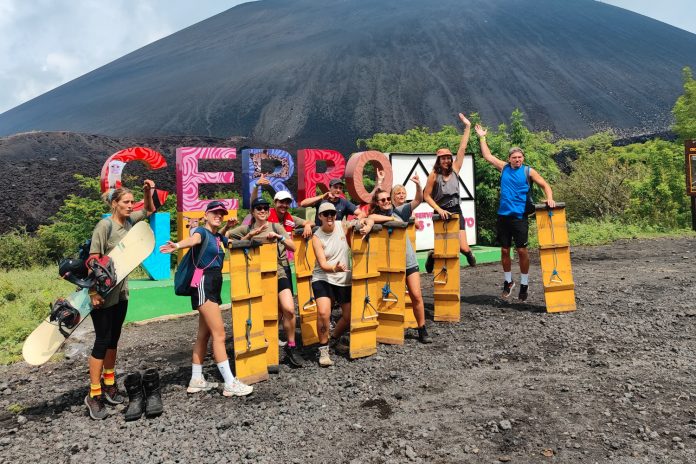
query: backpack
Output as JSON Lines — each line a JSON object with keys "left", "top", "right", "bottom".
{"left": 173, "top": 228, "right": 218, "bottom": 296}
{"left": 524, "top": 166, "right": 536, "bottom": 217}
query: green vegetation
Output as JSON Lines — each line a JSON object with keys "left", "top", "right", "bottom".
{"left": 672, "top": 67, "right": 696, "bottom": 142}
{"left": 0, "top": 267, "right": 74, "bottom": 364}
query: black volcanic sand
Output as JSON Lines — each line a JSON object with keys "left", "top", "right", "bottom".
{"left": 0, "top": 237, "right": 694, "bottom": 463}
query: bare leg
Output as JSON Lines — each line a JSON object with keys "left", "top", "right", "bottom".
{"left": 197, "top": 301, "right": 227, "bottom": 363}
{"left": 406, "top": 272, "right": 426, "bottom": 326}
{"left": 459, "top": 230, "right": 472, "bottom": 254}
{"left": 332, "top": 302, "right": 351, "bottom": 339}
{"left": 316, "top": 297, "right": 332, "bottom": 344}
{"left": 517, "top": 247, "right": 529, "bottom": 274}
{"left": 501, "top": 247, "right": 512, "bottom": 272}
{"left": 278, "top": 288, "right": 296, "bottom": 343}
{"left": 89, "top": 357, "right": 104, "bottom": 386}
{"left": 191, "top": 312, "right": 211, "bottom": 365}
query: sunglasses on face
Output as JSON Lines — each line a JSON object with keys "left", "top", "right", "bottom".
{"left": 377, "top": 197, "right": 391, "bottom": 203}
{"left": 276, "top": 199, "right": 292, "bottom": 205}
{"left": 320, "top": 211, "right": 337, "bottom": 218}
{"left": 255, "top": 206, "right": 270, "bottom": 212}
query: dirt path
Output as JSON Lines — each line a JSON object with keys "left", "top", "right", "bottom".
{"left": 0, "top": 237, "right": 694, "bottom": 463}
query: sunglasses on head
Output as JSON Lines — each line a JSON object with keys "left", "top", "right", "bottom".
{"left": 320, "top": 211, "right": 337, "bottom": 217}
{"left": 377, "top": 197, "right": 391, "bottom": 203}
{"left": 254, "top": 206, "right": 270, "bottom": 211}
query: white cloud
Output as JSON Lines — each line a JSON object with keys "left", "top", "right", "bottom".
{"left": 0, "top": 0, "right": 243, "bottom": 113}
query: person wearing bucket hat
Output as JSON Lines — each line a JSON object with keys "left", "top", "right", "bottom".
{"left": 311, "top": 202, "right": 374, "bottom": 367}
{"left": 160, "top": 200, "right": 253, "bottom": 399}
{"left": 83, "top": 180, "right": 157, "bottom": 420}
{"left": 226, "top": 196, "right": 308, "bottom": 368}
{"left": 423, "top": 112, "right": 477, "bottom": 271}
{"left": 474, "top": 123, "right": 555, "bottom": 302}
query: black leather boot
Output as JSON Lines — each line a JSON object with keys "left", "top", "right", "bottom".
{"left": 123, "top": 372, "right": 144, "bottom": 421}
{"left": 142, "top": 368, "right": 163, "bottom": 417}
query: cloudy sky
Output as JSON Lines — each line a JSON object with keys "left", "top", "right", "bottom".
{"left": 0, "top": 0, "right": 693, "bottom": 114}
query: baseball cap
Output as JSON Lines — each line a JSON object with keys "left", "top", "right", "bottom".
{"left": 329, "top": 178, "right": 344, "bottom": 187}
{"left": 436, "top": 148, "right": 453, "bottom": 157}
{"left": 317, "top": 202, "right": 337, "bottom": 215}
{"left": 205, "top": 200, "right": 228, "bottom": 215}
{"left": 274, "top": 190, "right": 293, "bottom": 201}
{"left": 251, "top": 198, "right": 271, "bottom": 209}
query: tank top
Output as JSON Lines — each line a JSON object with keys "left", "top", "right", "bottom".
{"left": 312, "top": 221, "right": 351, "bottom": 286}
{"left": 431, "top": 172, "right": 460, "bottom": 210}
{"left": 498, "top": 164, "right": 530, "bottom": 218}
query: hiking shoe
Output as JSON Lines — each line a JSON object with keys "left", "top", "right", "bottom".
{"left": 425, "top": 251, "right": 434, "bottom": 274}
{"left": 501, "top": 281, "right": 515, "bottom": 299}
{"left": 464, "top": 251, "right": 476, "bottom": 267}
{"left": 285, "top": 345, "right": 305, "bottom": 368}
{"left": 330, "top": 337, "right": 349, "bottom": 355}
{"left": 222, "top": 378, "right": 253, "bottom": 397}
{"left": 278, "top": 339, "right": 288, "bottom": 347}
{"left": 102, "top": 383, "right": 125, "bottom": 405}
{"left": 84, "top": 394, "right": 108, "bottom": 420}
{"left": 417, "top": 326, "right": 433, "bottom": 344}
{"left": 318, "top": 345, "right": 334, "bottom": 367}
{"left": 518, "top": 284, "right": 529, "bottom": 302}
{"left": 187, "top": 376, "right": 219, "bottom": 393}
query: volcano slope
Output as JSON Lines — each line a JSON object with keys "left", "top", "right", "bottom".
{"left": 0, "top": 236, "right": 694, "bottom": 463}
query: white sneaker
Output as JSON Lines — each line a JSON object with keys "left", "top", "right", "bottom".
{"left": 222, "top": 378, "right": 253, "bottom": 397}
{"left": 318, "top": 345, "right": 334, "bottom": 367}
{"left": 187, "top": 376, "right": 219, "bottom": 393}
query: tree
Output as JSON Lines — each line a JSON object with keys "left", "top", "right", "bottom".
{"left": 672, "top": 67, "right": 696, "bottom": 142}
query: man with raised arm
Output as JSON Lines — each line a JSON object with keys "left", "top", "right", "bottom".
{"left": 475, "top": 124, "right": 555, "bottom": 302}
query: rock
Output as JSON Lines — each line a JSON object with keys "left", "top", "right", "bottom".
{"left": 3, "top": 388, "right": 12, "bottom": 395}
{"left": 16, "top": 415, "right": 27, "bottom": 425}
{"left": 672, "top": 436, "right": 681, "bottom": 442}
{"left": 499, "top": 456, "right": 512, "bottom": 462}
{"left": 499, "top": 420, "right": 512, "bottom": 430}
{"left": 404, "top": 445, "right": 417, "bottom": 460}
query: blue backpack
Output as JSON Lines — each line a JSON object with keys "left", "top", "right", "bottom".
{"left": 173, "top": 229, "right": 213, "bottom": 296}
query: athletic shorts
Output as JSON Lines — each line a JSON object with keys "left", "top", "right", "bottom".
{"left": 311, "top": 280, "right": 351, "bottom": 305}
{"left": 444, "top": 205, "right": 467, "bottom": 231}
{"left": 278, "top": 265, "right": 293, "bottom": 294}
{"left": 191, "top": 268, "right": 223, "bottom": 310}
{"left": 496, "top": 215, "right": 529, "bottom": 249}
{"left": 406, "top": 265, "right": 419, "bottom": 277}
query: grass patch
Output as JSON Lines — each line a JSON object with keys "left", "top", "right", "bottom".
{"left": 527, "top": 218, "right": 695, "bottom": 248}
{"left": 0, "top": 267, "right": 74, "bottom": 364}
{"left": 6, "top": 403, "right": 25, "bottom": 415}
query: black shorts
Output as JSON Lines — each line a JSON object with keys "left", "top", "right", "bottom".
{"left": 311, "top": 280, "right": 351, "bottom": 305}
{"left": 406, "top": 265, "right": 419, "bottom": 277}
{"left": 496, "top": 215, "right": 529, "bottom": 249}
{"left": 191, "top": 268, "right": 223, "bottom": 310}
{"left": 278, "top": 265, "right": 293, "bottom": 294}
{"left": 444, "top": 205, "right": 467, "bottom": 231}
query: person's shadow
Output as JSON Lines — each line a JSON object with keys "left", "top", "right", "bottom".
{"left": 460, "top": 294, "right": 546, "bottom": 313}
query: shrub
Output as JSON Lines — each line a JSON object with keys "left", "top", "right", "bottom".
{"left": 0, "top": 229, "right": 49, "bottom": 270}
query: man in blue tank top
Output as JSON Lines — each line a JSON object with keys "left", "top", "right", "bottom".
{"left": 474, "top": 124, "right": 556, "bottom": 301}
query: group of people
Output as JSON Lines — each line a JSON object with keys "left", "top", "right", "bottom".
{"left": 82, "top": 112, "right": 555, "bottom": 420}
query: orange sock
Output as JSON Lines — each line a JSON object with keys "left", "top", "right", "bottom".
{"left": 102, "top": 369, "right": 115, "bottom": 386}
{"left": 90, "top": 383, "right": 102, "bottom": 398}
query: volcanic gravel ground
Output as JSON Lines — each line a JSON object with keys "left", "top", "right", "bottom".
{"left": 0, "top": 237, "right": 694, "bottom": 463}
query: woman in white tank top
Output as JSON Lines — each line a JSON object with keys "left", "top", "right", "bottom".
{"left": 311, "top": 202, "right": 374, "bottom": 367}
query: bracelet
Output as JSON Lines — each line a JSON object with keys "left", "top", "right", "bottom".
{"left": 88, "top": 289, "right": 98, "bottom": 297}
{"left": 479, "top": 136, "right": 486, "bottom": 141}
{"left": 174, "top": 242, "right": 180, "bottom": 249}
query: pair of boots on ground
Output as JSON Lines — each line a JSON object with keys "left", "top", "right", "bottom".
{"left": 124, "top": 368, "right": 163, "bottom": 421}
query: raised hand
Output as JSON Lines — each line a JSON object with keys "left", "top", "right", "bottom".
{"left": 143, "top": 179, "right": 155, "bottom": 191}
{"left": 376, "top": 168, "right": 385, "bottom": 184}
{"left": 257, "top": 173, "right": 270, "bottom": 186}
{"left": 474, "top": 124, "right": 487, "bottom": 137}
{"left": 410, "top": 173, "right": 421, "bottom": 185}
{"left": 458, "top": 113, "right": 471, "bottom": 127}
